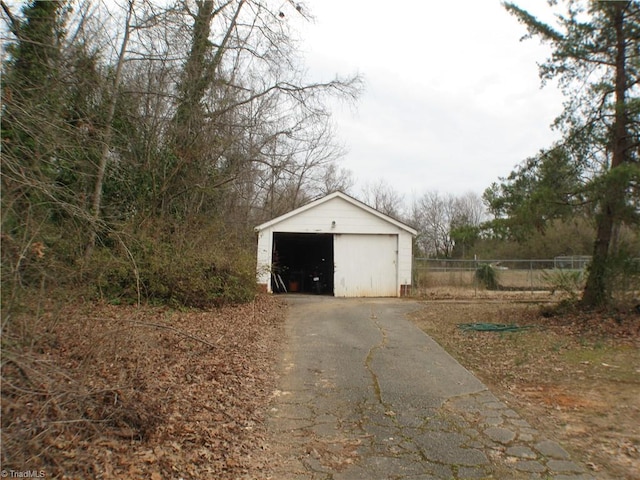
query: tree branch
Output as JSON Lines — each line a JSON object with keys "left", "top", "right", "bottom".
{"left": 127, "top": 320, "right": 220, "bottom": 348}
{"left": 0, "top": 0, "right": 21, "bottom": 37}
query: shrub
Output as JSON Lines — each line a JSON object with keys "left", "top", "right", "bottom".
{"left": 542, "top": 268, "right": 585, "bottom": 300}
{"left": 144, "top": 248, "right": 256, "bottom": 308}
{"left": 475, "top": 263, "right": 499, "bottom": 290}
{"left": 608, "top": 249, "right": 640, "bottom": 307}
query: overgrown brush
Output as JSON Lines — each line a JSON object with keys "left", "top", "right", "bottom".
{"left": 89, "top": 219, "right": 257, "bottom": 308}
{"left": 0, "top": 299, "right": 162, "bottom": 476}
{"left": 2, "top": 214, "right": 259, "bottom": 310}
{"left": 542, "top": 268, "right": 585, "bottom": 300}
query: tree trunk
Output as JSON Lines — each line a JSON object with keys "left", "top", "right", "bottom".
{"left": 84, "top": 0, "right": 134, "bottom": 262}
{"left": 581, "top": 3, "right": 629, "bottom": 307}
{"left": 160, "top": 0, "right": 245, "bottom": 217}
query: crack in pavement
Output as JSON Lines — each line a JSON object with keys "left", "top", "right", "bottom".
{"left": 365, "top": 306, "right": 390, "bottom": 411}
{"left": 359, "top": 308, "right": 493, "bottom": 479}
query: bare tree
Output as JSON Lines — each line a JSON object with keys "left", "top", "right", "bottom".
{"left": 359, "top": 179, "right": 405, "bottom": 218}
{"left": 153, "top": 0, "right": 361, "bottom": 219}
{"left": 454, "top": 192, "right": 486, "bottom": 227}
{"left": 316, "top": 162, "right": 354, "bottom": 197}
{"left": 85, "top": 0, "right": 135, "bottom": 260}
{"left": 410, "top": 191, "right": 486, "bottom": 258}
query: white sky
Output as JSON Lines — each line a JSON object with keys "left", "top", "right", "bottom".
{"left": 294, "top": 0, "right": 565, "bottom": 199}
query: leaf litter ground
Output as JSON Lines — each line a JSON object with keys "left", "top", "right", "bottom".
{"left": 2, "top": 291, "right": 638, "bottom": 479}
{"left": 1, "top": 295, "right": 286, "bottom": 479}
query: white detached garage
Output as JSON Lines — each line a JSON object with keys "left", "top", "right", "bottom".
{"left": 255, "top": 192, "right": 416, "bottom": 297}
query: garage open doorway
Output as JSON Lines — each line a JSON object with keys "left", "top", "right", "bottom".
{"left": 272, "top": 233, "right": 334, "bottom": 295}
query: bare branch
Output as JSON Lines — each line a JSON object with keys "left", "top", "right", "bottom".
{"left": 0, "top": 0, "right": 20, "bottom": 36}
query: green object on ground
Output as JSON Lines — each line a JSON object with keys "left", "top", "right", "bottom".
{"left": 457, "top": 323, "right": 535, "bottom": 332}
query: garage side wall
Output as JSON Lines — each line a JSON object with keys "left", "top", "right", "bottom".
{"left": 398, "top": 231, "right": 413, "bottom": 296}
{"left": 256, "top": 229, "right": 273, "bottom": 292}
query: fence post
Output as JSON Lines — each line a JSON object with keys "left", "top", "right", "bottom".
{"left": 530, "top": 260, "right": 533, "bottom": 293}
{"left": 474, "top": 255, "right": 478, "bottom": 297}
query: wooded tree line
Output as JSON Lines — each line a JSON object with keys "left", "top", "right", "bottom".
{"left": 1, "top": 0, "right": 359, "bottom": 306}
{"left": 1, "top": 0, "right": 638, "bottom": 310}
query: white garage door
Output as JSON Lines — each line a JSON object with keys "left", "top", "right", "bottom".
{"left": 334, "top": 234, "right": 398, "bottom": 297}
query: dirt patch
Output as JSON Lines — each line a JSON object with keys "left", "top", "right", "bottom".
{"left": 1, "top": 295, "right": 287, "bottom": 479}
{"left": 409, "top": 293, "right": 640, "bottom": 480}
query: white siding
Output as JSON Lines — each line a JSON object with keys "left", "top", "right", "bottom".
{"left": 269, "top": 197, "right": 402, "bottom": 234}
{"left": 334, "top": 234, "right": 398, "bottom": 297}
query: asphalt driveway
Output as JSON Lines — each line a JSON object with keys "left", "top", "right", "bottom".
{"left": 266, "top": 295, "right": 593, "bottom": 480}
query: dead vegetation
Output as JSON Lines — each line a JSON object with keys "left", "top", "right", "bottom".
{"left": 410, "top": 291, "right": 640, "bottom": 480}
{"left": 1, "top": 294, "right": 286, "bottom": 479}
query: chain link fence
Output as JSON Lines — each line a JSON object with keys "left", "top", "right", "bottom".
{"left": 412, "top": 257, "right": 590, "bottom": 292}
{"left": 412, "top": 256, "right": 640, "bottom": 305}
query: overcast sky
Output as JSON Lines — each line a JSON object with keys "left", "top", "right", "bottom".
{"left": 293, "top": 0, "right": 566, "bottom": 199}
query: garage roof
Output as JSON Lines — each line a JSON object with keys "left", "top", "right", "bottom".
{"left": 255, "top": 191, "right": 417, "bottom": 235}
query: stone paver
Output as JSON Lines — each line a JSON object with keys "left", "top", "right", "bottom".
{"left": 445, "top": 390, "right": 596, "bottom": 478}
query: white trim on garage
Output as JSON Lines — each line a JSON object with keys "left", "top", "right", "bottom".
{"left": 256, "top": 191, "right": 416, "bottom": 235}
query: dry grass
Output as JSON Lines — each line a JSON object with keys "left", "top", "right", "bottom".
{"left": 409, "top": 296, "right": 640, "bottom": 480}
{"left": 414, "top": 269, "right": 568, "bottom": 290}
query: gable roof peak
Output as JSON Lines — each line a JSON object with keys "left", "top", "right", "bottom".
{"left": 255, "top": 190, "right": 417, "bottom": 235}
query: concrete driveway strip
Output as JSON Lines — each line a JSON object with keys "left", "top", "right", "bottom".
{"left": 266, "top": 296, "right": 594, "bottom": 480}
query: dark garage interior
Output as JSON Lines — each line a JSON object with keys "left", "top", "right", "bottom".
{"left": 271, "top": 233, "right": 334, "bottom": 294}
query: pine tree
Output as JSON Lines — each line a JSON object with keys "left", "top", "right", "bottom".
{"left": 502, "top": 0, "right": 640, "bottom": 307}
